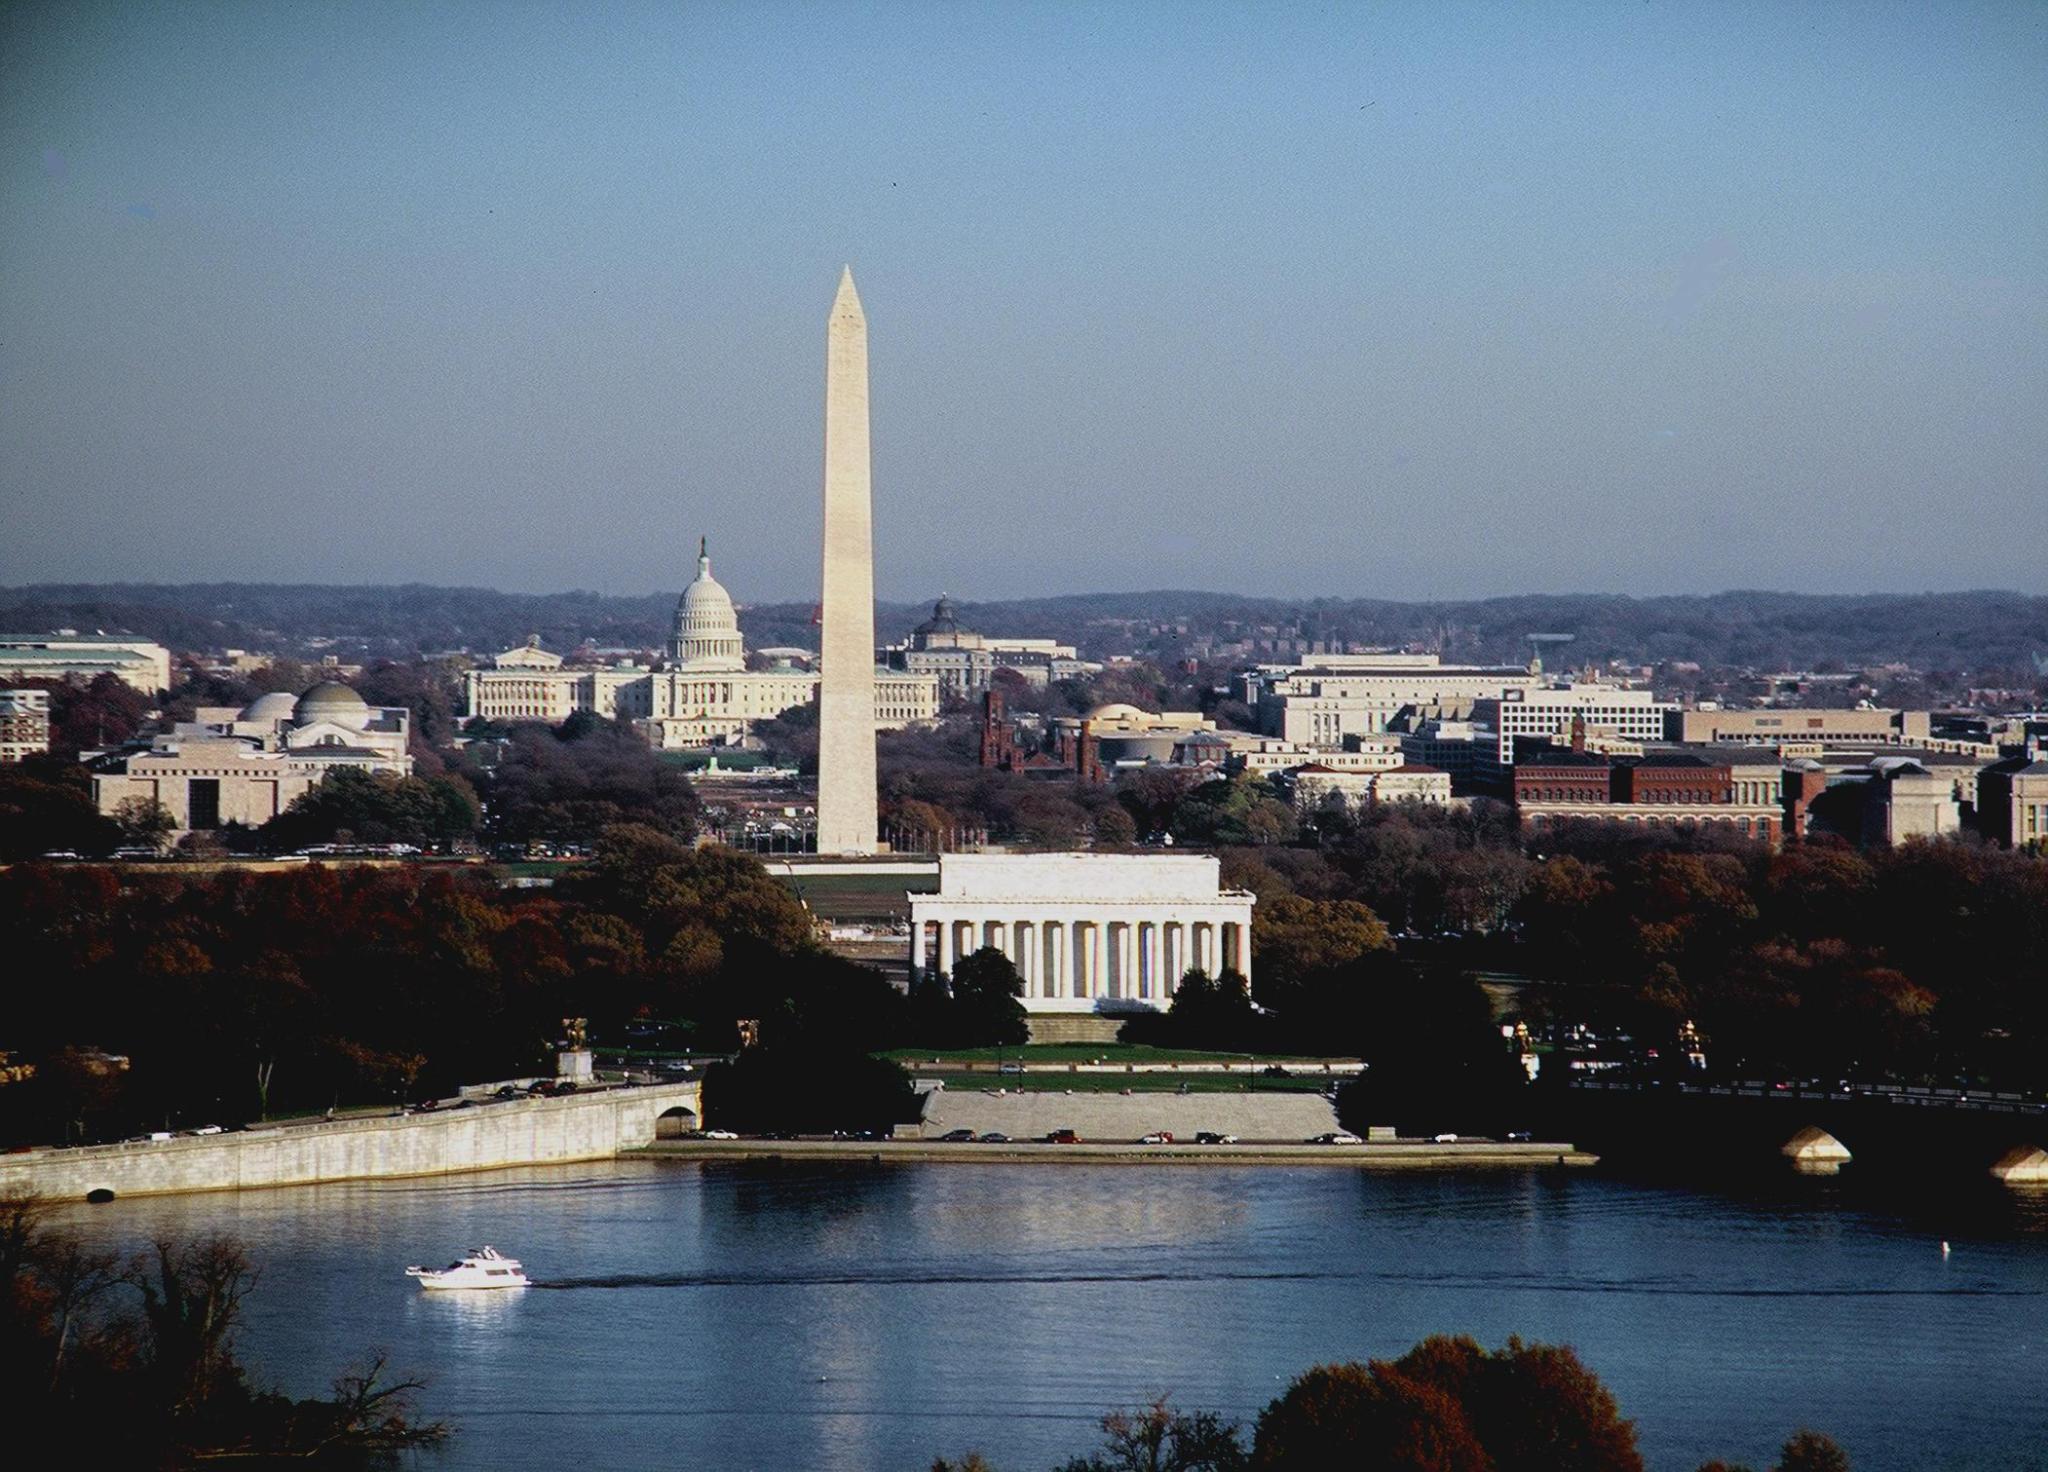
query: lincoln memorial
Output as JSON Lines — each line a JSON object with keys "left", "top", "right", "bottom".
{"left": 909, "top": 854, "right": 1255, "bottom": 1015}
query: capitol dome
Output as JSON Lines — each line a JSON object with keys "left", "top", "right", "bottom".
{"left": 670, "top": 537, "right": 746, "bottom": 672}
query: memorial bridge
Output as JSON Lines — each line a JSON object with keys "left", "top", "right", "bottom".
{"left": 1556, "top": 1078, "right": 2048, "bottom": 1184}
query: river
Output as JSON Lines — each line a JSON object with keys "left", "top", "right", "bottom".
{"left": 57, "top": 1161, "right": 2048, "bottom": 1471}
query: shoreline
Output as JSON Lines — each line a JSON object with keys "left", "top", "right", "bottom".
{"left": 635, "top": 1138, "right": 1598, "bottom": 1168}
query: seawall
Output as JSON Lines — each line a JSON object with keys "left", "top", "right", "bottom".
{"left": 0, "top": 1082, "right": 702, "bottom": 1202}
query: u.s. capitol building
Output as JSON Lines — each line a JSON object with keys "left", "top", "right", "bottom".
{"left": 461, "top": 542, "right": 938, "bottom": 749}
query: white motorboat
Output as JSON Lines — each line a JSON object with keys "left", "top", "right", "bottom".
{"left": 405, "top": 1245, "right": 531, "bottom": 1291}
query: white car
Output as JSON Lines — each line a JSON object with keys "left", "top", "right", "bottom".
{"left": 1432, "top": 1133, "right": 1460, "bottom": 1143}
{"left": 699, "top": 1129, "right": 739, "bottom": 1140}
{"left": 1138, "top": 1131, "right": 1173, "bottom": 1145}
{"left": 1307, "top": 1131, "right": 1363, "bottom": 1145}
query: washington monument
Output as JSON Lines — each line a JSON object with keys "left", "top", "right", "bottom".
{"left": 816, "top": 267, "right": 879, "bottom": 855}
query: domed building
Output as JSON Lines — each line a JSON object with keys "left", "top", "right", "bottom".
{"left": 669, "top": 538, "right": 745, "bottom": 672}
{"left": 463, "top": 536, "right": 942, "bottom": 749}
{"left": 883, "top": 594, "right": 1098, "bottom": 698}
{"left": 88, "top": 679, "right": 412, "bottom": 834}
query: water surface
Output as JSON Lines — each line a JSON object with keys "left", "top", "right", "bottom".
{"left": 63, "top": 1162, "right": 2048, "bottom": 1471}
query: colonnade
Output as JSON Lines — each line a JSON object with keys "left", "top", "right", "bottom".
{"left": 910, "top": 911, "right": 1251, "bottom": 1006}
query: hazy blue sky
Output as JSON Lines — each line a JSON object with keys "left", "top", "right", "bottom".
{"left": 3, "top": 1, "right": 2043, "bottom": 602}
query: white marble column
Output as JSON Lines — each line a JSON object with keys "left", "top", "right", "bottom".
{"left": 911, "top": 921, "right": 927, "bottom": 979}
{"left": 1231, "top": 921, "right": 1251, "bottom": 981}
{"left": 937, "top": 919, "right": 955, "bottom": 976}
{"left": 1048, "top": 921, "right": 1067, "bottom": 999}
{"left": 1086, "top": 922, "right": 1104, "bottom": 1001}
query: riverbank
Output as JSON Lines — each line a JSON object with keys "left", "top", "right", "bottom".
{"left": 636, "top": 1137, "right": 1597, "bottom": 1168}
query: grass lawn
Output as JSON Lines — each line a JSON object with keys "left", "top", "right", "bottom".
{"left": 879, "top": 1043, "right": 1342, "bottom": 1065}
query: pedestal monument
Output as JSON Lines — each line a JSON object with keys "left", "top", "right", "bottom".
{"left": 816, "top": 267, "right": 879, "bottom": 854}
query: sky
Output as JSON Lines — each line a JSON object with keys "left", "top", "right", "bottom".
{"left": 2, "top": 1, "right": 2044, "bottom": 603}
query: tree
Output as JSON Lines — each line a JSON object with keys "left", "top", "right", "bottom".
{"left": 1253, "top": 1361, "right": 1490, "bottom": 1472}
{"left": 1250, "top": 894, "right": 1393, "bottom": 1010}
{"left": 1159, "top": 968, "right": 1260, "bottom": 1051}
{"left": 949, "top": 947, "right": 1030, "bottom": 1047}
{"left": 113, "top": 796, "right": 176, "bottom": 852}
{"left": 1254, "top": 1337, "right": 1642, "bottom": 1472}
{"left": 1774, "top": 1431, "right": 1850, "bottom": 1472}
{"left": 1057, "top": 1397, "right": 1249, "bottom": 1472}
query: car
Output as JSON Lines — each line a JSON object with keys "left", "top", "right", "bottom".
{"left": 556, "top": 1080, "right": 578, "bottom": 1094}
{"left": 191, "top": 1124, "right": 224, "bottom": 1136}
{"left": 1505, "top": 1130, "right": 1533, "bottom": 1142}
{"left": 1193, "top": 1131, "right": 1238, "bottom": 1145}
{"left": 699, "top": 1129, "right": 739, "bottom": 1140}
{"left": 1043, "top": 1128, "right": 1081, "bottom": 1144}
{"left": 997, "top": 1062, "right": 1025, "bottom": 1075}
{"left": 1306, "top": 1131, "right": 1363, "bottom": 1145}
{"left": 38, "top": 850, "right": 82, "bottom": 860}
{"left": 493, "top": 1085, "right": 521, "bottom": 1100}
{"left": 977, "top": 1132, "right": 1010, "bottom": 1143}
{"left": 939, "top": 1128, "right": 977, "bottom": 1142}
{"left": 1138, "top": 1131, "right": 1174, "bottom": 1145}
{"left": 1432, "top": 1133, "right": 1460, "bottom": 1144}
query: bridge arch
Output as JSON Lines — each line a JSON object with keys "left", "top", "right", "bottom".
{"left": 654, "top": 1105, "right": 699, "bottom": 1140}
{"left": 1781, "top": 1125, "right": 1853, "bottom": 1175}
{"left": 1989, "top": 1144, "right": 2048, "bottom": 1186}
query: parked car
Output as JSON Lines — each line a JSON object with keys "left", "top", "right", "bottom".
{"left": 1043, "top": 1128, "right": 1081, "bottom": 1144}
{"left": 1306, "top": 1131, "right": 1363, "bottom": 1145}
{"left": 1193, "top": 1132, "right": 1238, "bottom": 1145}
{"left": 1505, "top": 1130, "right": 1533, "bottom": 1142}
{"left": 939, "top": 1128, "right": 977, "bottom": 1142}
{"left": 492, "top": 1085, "right": 521, "bottom": 1100}
{"left": 977, "top": 1132, "right": 1010, "bottom": 1143}
{"left": 1432, "top": 1133, "right": 1460, "bottom": 1143}
{"left": 1138, "top": 1131, "right": 1174, "bottom": 1145}
{"left": 699, "top": 1129, "right": 739, "bottom": 1140}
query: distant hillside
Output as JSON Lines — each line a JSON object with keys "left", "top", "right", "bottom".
{"left": 1, "top": 582, "right": 2043, "bottom": 677}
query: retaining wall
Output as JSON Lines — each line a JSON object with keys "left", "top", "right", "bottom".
{"left": 0, "top": 1082, "right": 701, "bottom": 1202}
{"left": 919, "top": 1087, "right": 1339, "bottom": 1142}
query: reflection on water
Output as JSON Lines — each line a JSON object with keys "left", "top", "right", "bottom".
{"left": 56, "top": 1163, "right": 2048, "bottom": 1472}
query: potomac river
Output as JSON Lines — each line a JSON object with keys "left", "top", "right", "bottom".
{"left": 58, "top": 1161, "right": 2048, "bottom": 1471}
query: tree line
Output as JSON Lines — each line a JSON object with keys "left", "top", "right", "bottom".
{"left": 932, "top": 1332, "right": 1849, "bottom": 1472}
{"left": 2, "top": 1195, "right": 442, "bottom": 1465}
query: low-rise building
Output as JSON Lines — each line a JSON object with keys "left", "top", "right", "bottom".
{"left": 1513, "top": 747, "right": 1782, "bottom": 844}
{"left": 87, "top": 681, "right": 411, "bottom": 832}
{"left": 1244, "top": 653, "right": 1542, "bottom": 747}
{"left": 0, "top": 689, "right": 52, "bottom": 762}
{"left": 1669, "top": 707, "right": 1932, "bottom": 748}
{"left": 1475, "top": 684, "right": 1679, "bottom": 766}
{"left": 0, "top": 634, "right": 171, "bottom": 694}
{"left": 882, "top": 596, "right": 1097, "bottom": 697}
{"left": 1291, "top": 763, "right": 1452, "bottom": 812}
{"left": 1976, "top": 746, "right": 2048, "bottom": 850}
{"left": 1861, "top": 759, "right": 1963, "bottom": 846}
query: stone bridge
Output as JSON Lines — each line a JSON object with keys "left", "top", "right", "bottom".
{"left": 0, "top": 1080, "right": 703, "bottom": 1203}
{"left": 1554, "top": 1079, "right": 2048, "bottom": 1185}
